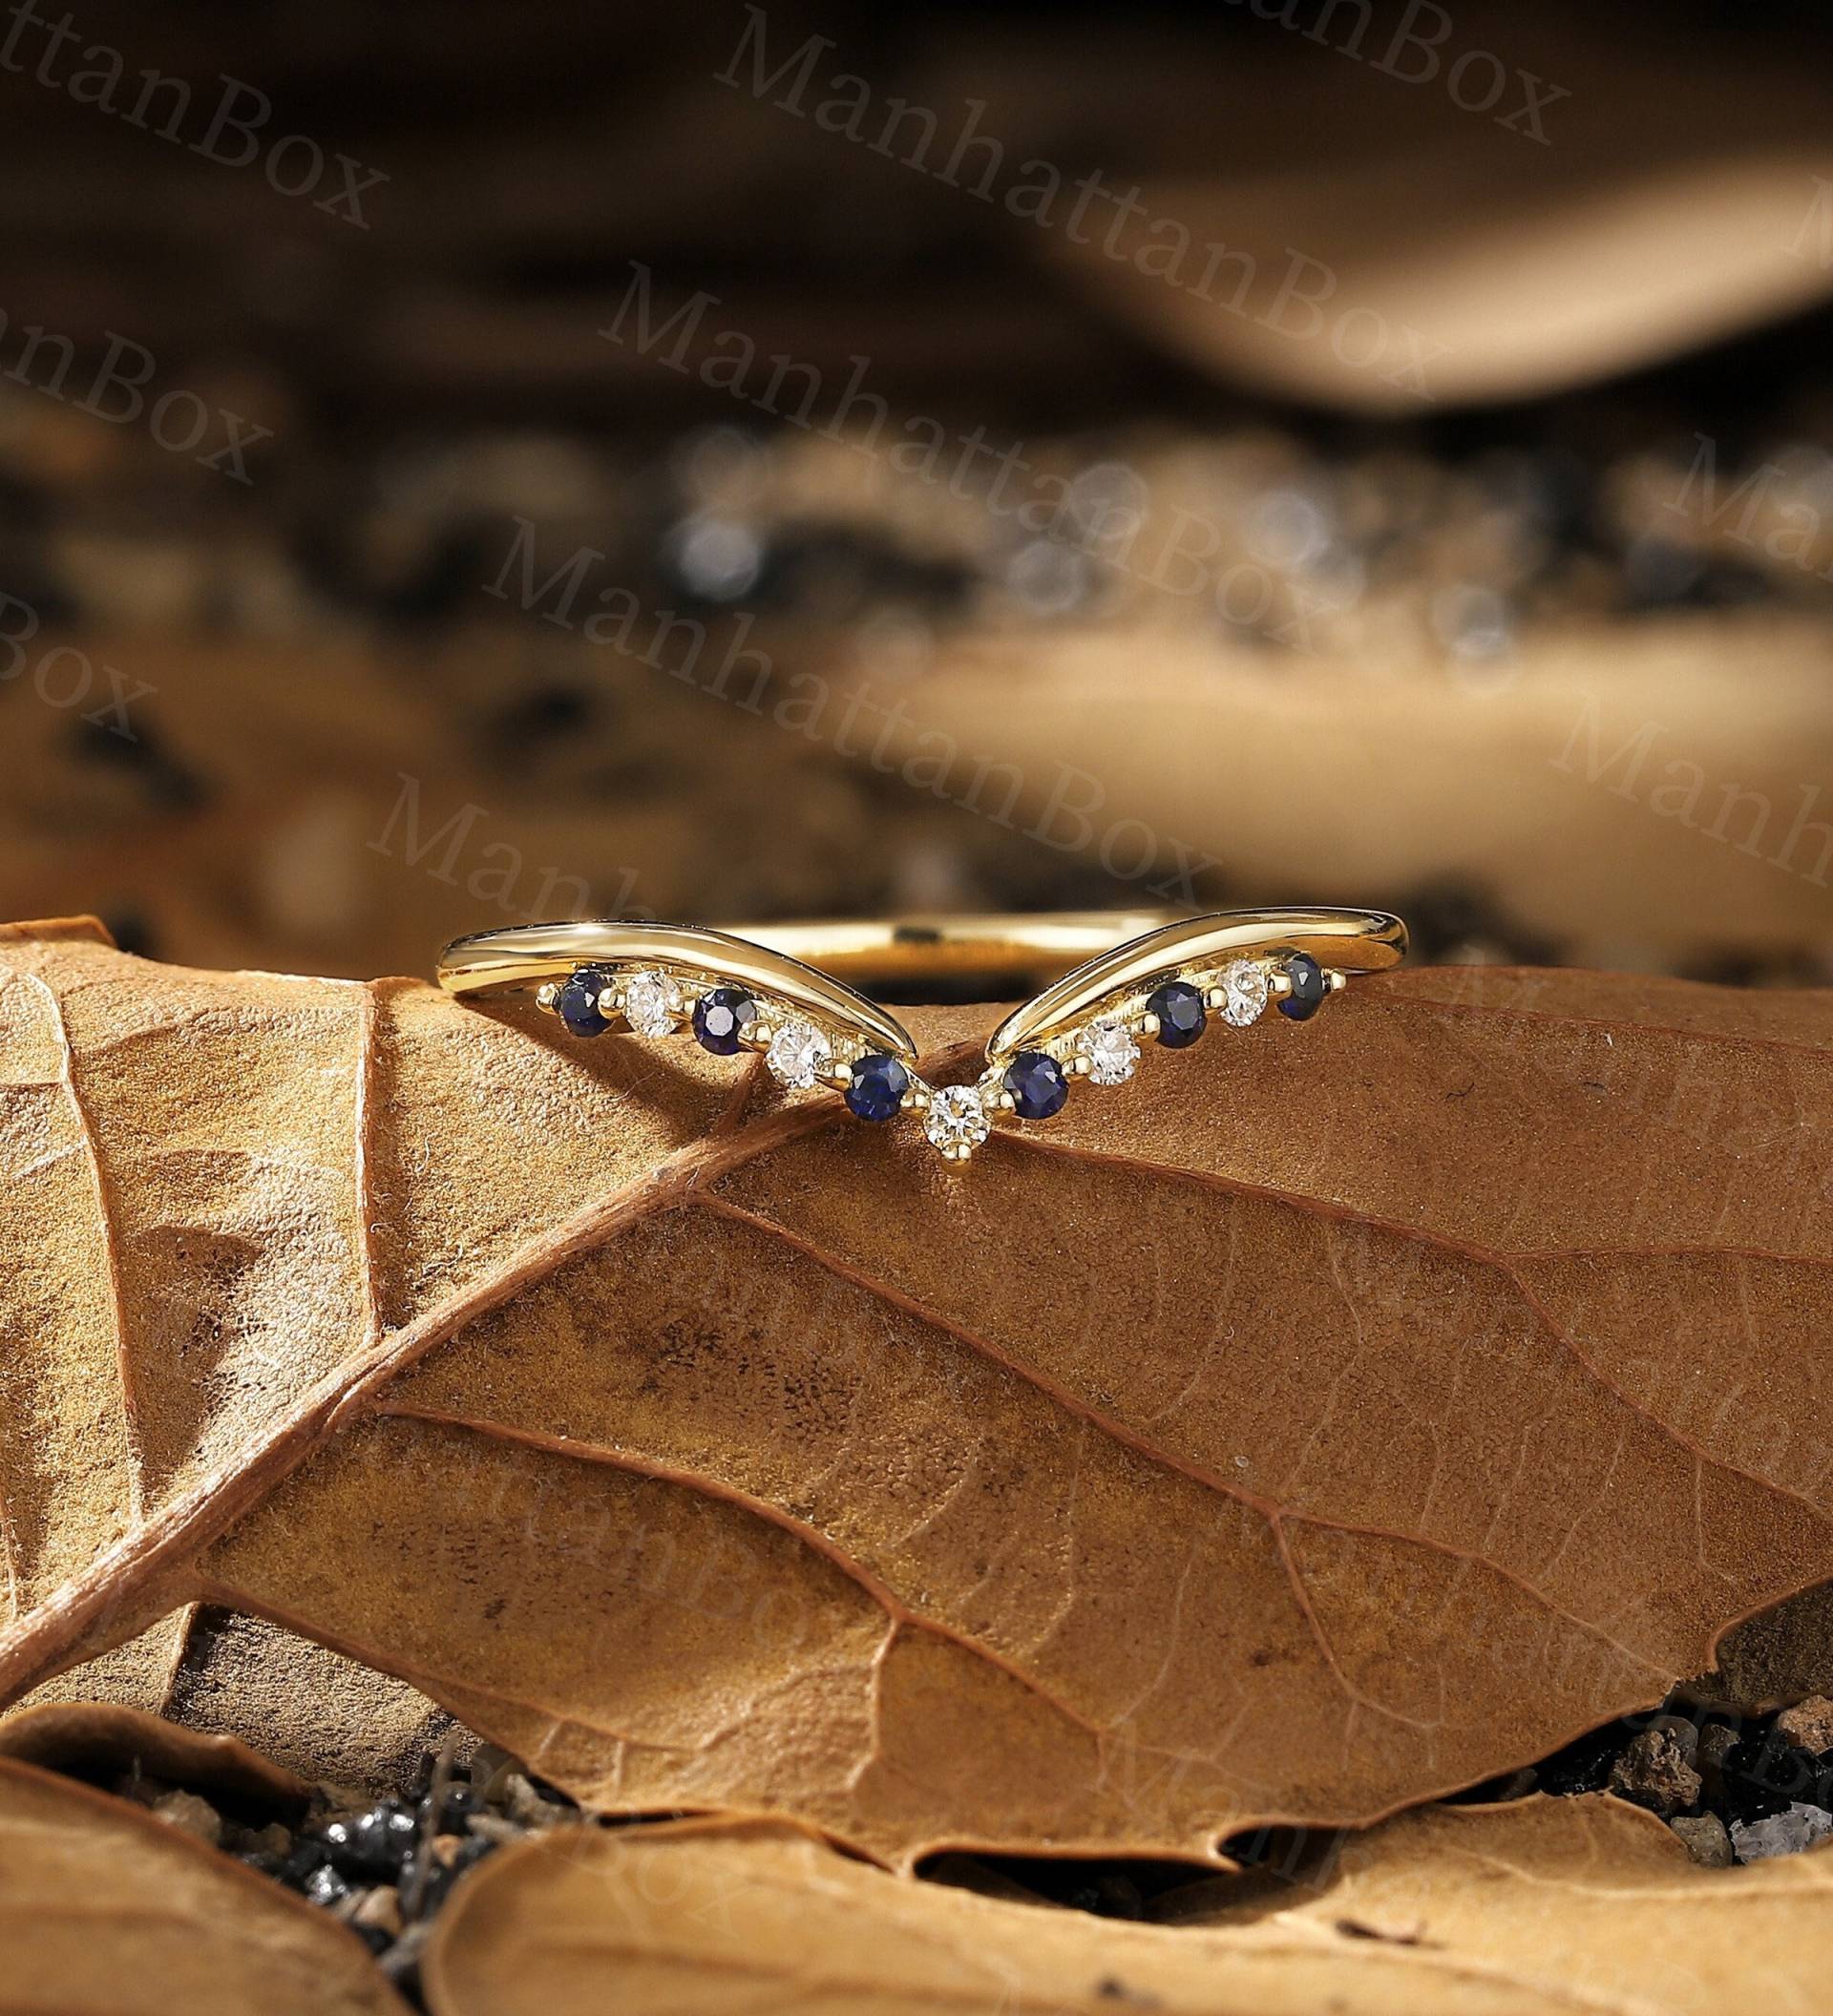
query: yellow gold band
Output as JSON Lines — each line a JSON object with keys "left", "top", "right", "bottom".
{"left": 983, "top": 907, "right": 1406, "bottom": 1062}
{"left": 439, "top": 909, "right": 1404, "bottom": 1000}
{"left": 436, "top": 918, "right": 923, "bottom": 1063}
{"left": 434, "top": 907, "right": 1408, "bottom": 1167}
{"left": 713, "top": 911, "right": 1183, "bottom": 989}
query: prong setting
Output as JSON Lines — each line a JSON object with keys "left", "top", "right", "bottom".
{"left": 523, "top": 931, "right": 1362, "bottom": 1172}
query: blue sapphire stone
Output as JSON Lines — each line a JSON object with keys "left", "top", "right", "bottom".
{"left": 692, "top": 984, "right": 757, "bottom": 1056}
{"left": 1148, "top": 979, "right": 1206, "bottom": 1048}
{"left": 556, "top": 966, "right": 614, "bottom": 1038}
{"left": 1279, "top": 953, "right": 1328, "bottom": 1020}
{"left": 845, "top": 1051, "right": 909, "bottom": 1123}
{"left": 1002, "top": 1049, "right": 1068, "bottom": 1120}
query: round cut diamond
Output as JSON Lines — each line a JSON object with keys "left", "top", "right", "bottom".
{"left": 767, "top": 1018, "right": 832, "bottom": 1089}
{"left": 1076, "top": 1018, "right": 1139, "bottom": 1085}
{"left": 1220, "top": 958, "right": 1270, "bottom": 1027}
{"left": 924, "top": 1083, "right": 989, "bottom": 1157}
{"left": 622, "top": 969, "right": 682, "bottom": 1037}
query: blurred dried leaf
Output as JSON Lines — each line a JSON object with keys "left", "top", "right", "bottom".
{"left": 421, "top": 1801, "right": 1833, "bottom": 2016}
{"left": 5, "top": 919, "right": 1833, "bottom": 1866}
{"left": 1047, "top": 32, "right": 1833, "bottom": 410}
{"left": 858, "top": 622, "right": 1833, "bottom": 970}
{"left": 0, "top": 1754, "right": 409, "bottom": 2015}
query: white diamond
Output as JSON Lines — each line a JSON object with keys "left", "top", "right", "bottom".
{"left": 1220, "top": 958, "right": 1270, "bottom": 1027}
{"left": 924, "top": 1083, "right": 989, "bottom": 1156}
{"left": 1076, "top": 1018, "right": 1138, "bottom": 1085}
{"left": 767, "top": 1018, "right": 832, "bottom": 1089}
{"left": 622, "top": 969, "right": 682, "bottom": 1037}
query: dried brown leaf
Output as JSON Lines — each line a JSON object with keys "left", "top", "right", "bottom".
{"left": 0, "top": 1697, "right": 306, "bottom": 1808}
{"left": 21, "top": 1606, "right": 475, "bottom": 1798}
{"left": 5, "top": 917, "right": 1833, "bottom": 1864}
{"left": 0, "top": 1755, "right": 409, "bottom": 2015}
{"left": 420, "top": 1800, "right": 1833, "bottom": 2016}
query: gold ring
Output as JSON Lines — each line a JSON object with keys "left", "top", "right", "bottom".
{"left": 435, "top": 907, "right": 1408, "bottom": 1165}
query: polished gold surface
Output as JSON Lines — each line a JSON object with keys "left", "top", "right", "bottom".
{"left": 436, "top": 907, "right": 1408, "bottom": 1088}
{"left": 714, "top": 912, "right": 1181, "bottom": 986}
{"left": 984, "top": 907, "right": 1408, "bottom": 1062}
{"left": 436, "top": 919, "right": 921, "bottom": 1063}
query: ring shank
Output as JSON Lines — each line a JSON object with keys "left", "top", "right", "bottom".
{"left": 718, "top": 912, "right": 1182, "bottom": 987}
{"left": 438, "top": 908, "right": 1404, "bottom": 1014}
{"left": 434, "top": 918, "right": 925, "bottom": 1062}
{"left": 983, "top": 906, "right": 1406, "bottom": 1060}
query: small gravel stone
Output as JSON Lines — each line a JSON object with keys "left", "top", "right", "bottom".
{"left": 150, "top": 1790, "right": 223, "bottom": 1847}
{"left": 403, "top": 1833, "right": 493, "bottom": 1913}
{"left": 281, "top": 1836, "right": 334, "bottom": 1888}
{"left": 464, "top": 1812, "right": 528, "bottom": 1845}
{"left": 502, "top": 1774, "right": 568, "bottom": 1829}
{"left": 303, "top": 1862, "right": 355, "bottom": 1909}
{"left": 469, "top": 1747, "right": 516, "bottom": 1804}
{"left": 1695, "top": 1723, "right": 1739, "bottom": 1807}
{"left": 1608, "top": 1726, "right": 1701, "bottom": 1817}
{"left": 1670, "top": 1813, "right": 1734, "bottom": 1867}
{"left": 1722, "top": 1732, "right": 1822, "bottom": 1816}
{"left": 1064, "top": 1871, "right": 1146, "bottom": 1919}
{"left": 1774, "top": 1696, "right": 1833, "bottom": 1754}
{"left": 1535, "top": 1724, "right": 1623, "bottom": 1796}
{"left": 318, "top": 1798, "right": 421, "bottom": 1877}
{"left": 152, "top": 1734, "right": 581, "bottom": 1962}
{"left": 1730, "top": 1802, "right": 1833, "bottom": 1862}
{"left": 422, "top": 1781, "right": 482, "bottom": 1833}
{"left": 378, "top": 1921, "right": 432, "bottom": 1986}
{"left": 349, "top": 1886, "right": 405, "bottom": 1941}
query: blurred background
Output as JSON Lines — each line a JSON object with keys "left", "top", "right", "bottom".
{"left": 3, "top": 0, "right": 1833, "bottom": 986}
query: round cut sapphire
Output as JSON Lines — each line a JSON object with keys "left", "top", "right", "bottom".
{"left": 556, "top": 966, "right": 614, "bottom": 1038}
{"left": 1147, "top": 979, "right": 1205, "bottom": 1048}
{"left": 1002, "top": 1050, "right": 1067, "bottom": 1119}
{"left": 845, "top": 1051, "right": 909, "bottom": 1123}
{"left": 1279, "top": 953, "right": 1328, "bottom": 1020}
{"left": 692, "top": 984, "right": 757, "bottom": 1056}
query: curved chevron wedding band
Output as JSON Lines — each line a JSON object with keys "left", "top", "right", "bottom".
{"left": 435, "top": 907, "right": 1408, "bottom": 1165}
